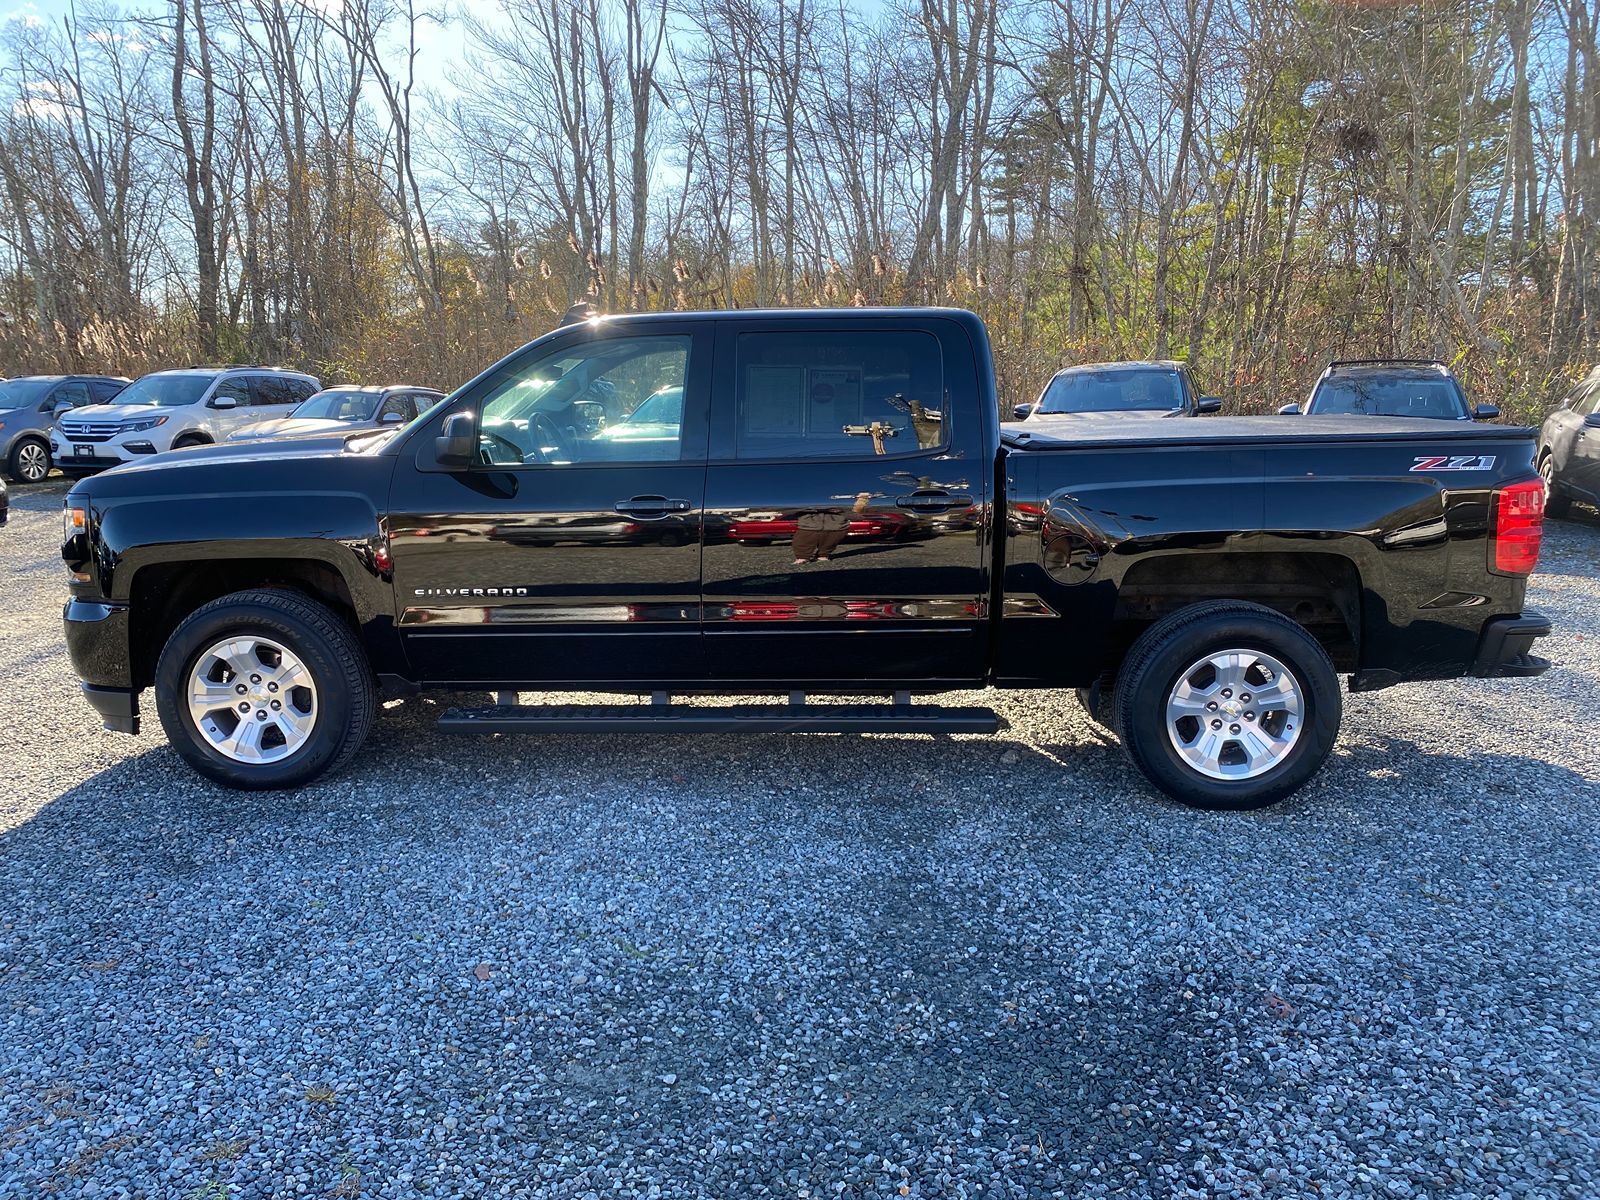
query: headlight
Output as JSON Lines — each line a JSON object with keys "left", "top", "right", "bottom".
{"left": 64, "top": 502, "right": 87, "bottom": 542}
{"left": 118, "top": 414, "right": 170, "bottom": 432}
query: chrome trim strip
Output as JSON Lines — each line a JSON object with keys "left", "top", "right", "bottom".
{"left": 701, "top": 596, "right": 980, "bottom": 622}
{"left": 401, "top": 602, "right": 697, "bottom": 626}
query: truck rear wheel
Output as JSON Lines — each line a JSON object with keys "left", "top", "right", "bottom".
{"left": 1114, "top": 601, "right": 1341, "bottom": 810}
{"left": 154, "top": 588, "right": 375, "bottom": 789}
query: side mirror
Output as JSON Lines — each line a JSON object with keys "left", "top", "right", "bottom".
{"left": 1584, "top": 411, "right": 1600, "bottom": 429}
{"left": 1277, "top": 403, "right": 1302, "bottom": 416}
{"left": 210, "top": 394, "right": 237, "bottom": 409}
{"left": 1197, "top": 396, "right": 1222, "bottom": 414}
{"left": 435, "top": 411, "right": 476, "bottom": 466}
{"left": 380, "top": 411, "right": 405, "bottom": 425}
{"left": 1472, "top": 403, "right": 1500, "bottom": 421}
{"left": 1011, "top": 402, "right": 1035, "bottom": 421}
{"left": 50, "top": 399, "right": 75, "bottom": 414}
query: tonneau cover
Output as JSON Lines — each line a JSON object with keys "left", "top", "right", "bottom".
{"left": 1002, "top": 413, "right": 1534, "bottom": 451}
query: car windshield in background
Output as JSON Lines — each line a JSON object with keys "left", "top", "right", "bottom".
{"left": 293, "top": 389, "right": 380, "bottom": 422}
{"left": 628, "top": 388, "right": 683, "bottom": 424}
{"left": 113, "top": 374, "right": 213, "bottom": 408}
{"left": 0, "top": 378, "right": 56, "bottom": 409}
{"left": 1312, "top": 376, "right": 1466, "bottom": 419}
{"left": 1038, "top": 369, "right": 1183, "bottom": 414}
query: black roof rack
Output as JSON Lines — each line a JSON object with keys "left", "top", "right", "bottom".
{"left": 183, "top": 363, "right": 308, "bottom": 372}
{"left": 1325, "top": 358, "right": 1448, "bottom": 370}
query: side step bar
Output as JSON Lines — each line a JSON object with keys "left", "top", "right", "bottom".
{"left": 438, "top": 693, "right": 1000, "bottom": 736}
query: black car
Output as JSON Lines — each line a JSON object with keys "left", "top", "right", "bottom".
{"left": 60, "top": 308, "right": 1550, "bottom": 811}
{"left": 1281, "top": 360, "right": 1499, "bottom": 421}
{"left": 0, "top": 374, "right": 129, "bottom": 483}
{"left": 1012, "top": 361, "right": 1221, "bottom": 420}
{"left": 1537, "top": 365, "right": 1600, "bottom": 518}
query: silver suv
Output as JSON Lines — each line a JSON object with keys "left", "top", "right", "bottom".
{"left": 52, "top": 366, "right": 321, "bottom": 475}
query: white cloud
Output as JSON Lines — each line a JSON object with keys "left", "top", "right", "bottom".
{"left": 3, "top": 4, "right": 43, "bottom": 29}
{"left": 87, "top": 28, "right": 150, "bottom": 53}
{"left": 14, "top": 97, "right": 67, "bottom": 120}
{"left": 15, "top": 78, "right": 67, "bottom": 121}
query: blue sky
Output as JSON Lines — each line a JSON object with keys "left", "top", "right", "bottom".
{"left": 5, "top": 0, "right": 472, "bottom": 98}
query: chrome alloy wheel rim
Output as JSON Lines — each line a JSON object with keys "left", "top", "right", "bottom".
{"left": 187, "top": 636, "right": 318, "bottom": 763}
{"left": 1165, "top": 649, "right": 1304, "bottom": 781}
{"left": 17, "top": 442, "right": 47, "bottom": 480}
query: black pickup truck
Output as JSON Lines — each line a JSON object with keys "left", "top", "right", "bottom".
{"left": 60, "top": 309, "right": 1551, "bottom": 809}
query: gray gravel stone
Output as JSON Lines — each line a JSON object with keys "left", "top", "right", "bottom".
{"left": 0, "top": 478, "right": 1597, "bottom": 1198}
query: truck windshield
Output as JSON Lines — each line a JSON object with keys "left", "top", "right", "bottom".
{"left": 1037, "top": 369, "right": 1183, "bottom": 414}
{"left": 293, "top": 389, "right": 380, "bottom": 422}
{"left": 115, "top": 374, "right": 214, "bottom": 407}
{"left": 1310, "top": 377, "right": 1467, "bottom": 419}
{"left": 0, "top": 378, "right": 54, "bottom": 408}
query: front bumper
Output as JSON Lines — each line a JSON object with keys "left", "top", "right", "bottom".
{"left": 49, "top": 431, "right": 160, "bottom": 473}
{"left": 1469, "top": 610, "right": 1552, "bottom": 678}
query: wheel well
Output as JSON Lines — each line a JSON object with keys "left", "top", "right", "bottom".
{"left": 172, "top": 431, "right": 213, "bottom": 445}
{"left": 1111, "top": 552, "right": 1361, "bottom": 671}
{"left": 127, "top": 558, "right": 358, "bottom": 688}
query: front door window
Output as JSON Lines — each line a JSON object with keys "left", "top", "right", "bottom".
{"left": 476, "top": 337, "right": 691, "bottom": 466}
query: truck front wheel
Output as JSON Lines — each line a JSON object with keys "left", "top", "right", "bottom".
{"left": 1114, "top": 601, "right": 1341, "bottom": 810}
{"left": 154, "top": 588, "right": 375, "bottom": 789}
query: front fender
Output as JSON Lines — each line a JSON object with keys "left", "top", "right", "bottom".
{"left": 99, "top": 489, "right": 387, "bottom": 618}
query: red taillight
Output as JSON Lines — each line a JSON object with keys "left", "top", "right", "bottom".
{"left": 1490, "top": 479, "right": 1544, "bottom": 575}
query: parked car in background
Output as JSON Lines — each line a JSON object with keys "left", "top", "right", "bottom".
{"left": 1280, "top": 360, "right": 1499, "bottom": 421}
{"left": 0, "top": 375, "right": 129, "bottom": 482}
{"left": 227, "top": 385, "right": 443, "bottom": 443}
{"left": 51, "top": 366, "right": 320, "bottom": 475}
{"left": 1537, "top": 364, "right": 1600, "bottom": 519}
{"left": 1011, "top": 361, "right": 1221, "bottom": 421}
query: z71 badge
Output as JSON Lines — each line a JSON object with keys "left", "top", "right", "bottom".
{"left": 1411, "top": 454, "right": 1497, "bottom": 472}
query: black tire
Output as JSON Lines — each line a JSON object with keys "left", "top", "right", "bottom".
{"left": 5, "top": 435, "right": 51, "bottom": 483}
{"left": 1540, "top": 453, "right": 1571, "bottom": 518}
{"left": 1114, "top": 600, "right": 1341, "bottom": 810}
{"left": 172, "top": 433, "right": 210, "bottom": 450}
{"left": 154, "top": 588, "right": 375, "bottom": 789}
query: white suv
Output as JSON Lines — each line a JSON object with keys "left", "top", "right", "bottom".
{"left": 52, "top": 367, "right": 321, "bottom": 475}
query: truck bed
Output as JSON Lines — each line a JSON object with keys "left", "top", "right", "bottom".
{"left": 1003, "top": 413, "right": 1534, "bottom": 450}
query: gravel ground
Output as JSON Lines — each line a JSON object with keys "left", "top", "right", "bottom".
{"left": 1, "top": 477, "right": 1597, "bottom": 1200}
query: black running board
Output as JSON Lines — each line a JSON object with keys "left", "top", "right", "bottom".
{"left": 437, "top": 699, "right": 1000, "bottom": 736}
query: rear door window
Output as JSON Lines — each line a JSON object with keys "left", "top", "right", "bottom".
{"left": 249, "top": 377, "right": 296, "bottom": 407}
{"left": 730, "top": 330, "right": 946, "bottom": 461}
